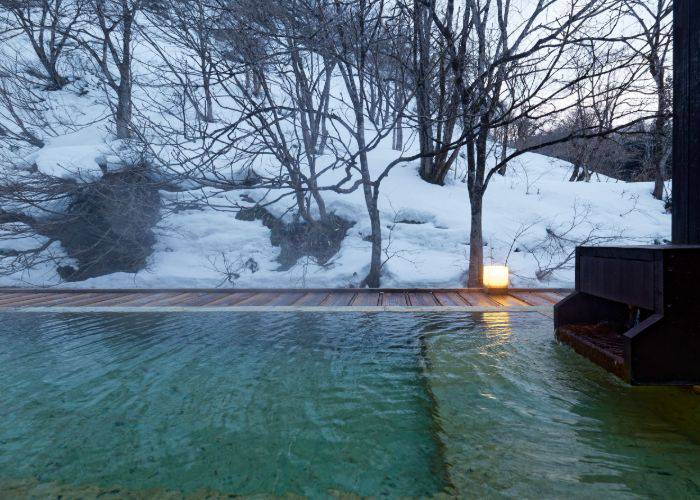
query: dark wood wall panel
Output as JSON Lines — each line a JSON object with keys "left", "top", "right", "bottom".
{"left": 673, "top": 0, "right": 700, "bottom": 244}
{"left": 578, "top": 255, "right": 656, "bottom": 310}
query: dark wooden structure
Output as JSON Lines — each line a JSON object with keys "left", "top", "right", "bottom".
{"left": 554, "top": 247, "right": 700, "bottom": 384}
{"left": 0, "top": 288, "right": 567, "bottom": 311}
{"left": 673, "top": 0, "right": 700, "bottom": 244}
{"left": 554, "top": 1, "right": 700, "bottom": 385}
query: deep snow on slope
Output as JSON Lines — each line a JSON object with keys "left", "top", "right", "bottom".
{"left": 0, "top": 125, "right": 670, "bottom": 289}
{"left": 0, "top": 28, "right": 670, "bottom": 289}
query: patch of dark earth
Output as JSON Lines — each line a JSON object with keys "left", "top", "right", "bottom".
{"left": 236, "top": 206, "right": 354, "bottom": 270}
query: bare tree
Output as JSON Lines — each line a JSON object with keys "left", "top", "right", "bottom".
{"left": 425, "top": 0, "right": 639, "bottom": 286}
{"left": 622, "top": 0, "right": 672, "bottom": 200}
{"left": 0, "top": 0, "right": 82, "bottom": 90}
{"left": 327, "top": 0, "right": 421, "bottom": 287}
{"left": 0, "top": 62, "right": 53, "bottom": 148}
{"left": 74, "top": 0, "right": 141, "bottom": 139}
{"left": 142, "top": 0, "right": 217, "bottom": 124}
{"left": 410, "top": 0, "right": 464, "bottom": 184}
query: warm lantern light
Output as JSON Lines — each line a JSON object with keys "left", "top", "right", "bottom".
{"left": 483, "top": 265, "right": 509, "bottom": 290}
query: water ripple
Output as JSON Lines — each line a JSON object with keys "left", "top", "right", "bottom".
{"left": 1, "top": 312, "right": 699, "bottom": 498}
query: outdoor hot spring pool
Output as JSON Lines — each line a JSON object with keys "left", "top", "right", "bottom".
{"left": 1, "top": 312, "right": 700, "bottom": 498}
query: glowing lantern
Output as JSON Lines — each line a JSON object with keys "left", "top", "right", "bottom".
{"left": 483, "top": 265, "right": 509, "bottom": 290}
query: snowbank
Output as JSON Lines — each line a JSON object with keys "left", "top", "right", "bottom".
{"left": 3, "top": 132, "right": 667, "bottom": 289}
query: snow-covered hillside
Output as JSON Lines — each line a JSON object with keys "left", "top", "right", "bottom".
{"left": 0, "top": 4, "right": 671, "bottom": 290}
{"left": 1, "top": 114, "right": 670, "bottom": 289}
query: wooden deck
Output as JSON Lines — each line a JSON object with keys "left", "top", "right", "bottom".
{"left": 0, "top": 288, "right": 569, "bottom": 313}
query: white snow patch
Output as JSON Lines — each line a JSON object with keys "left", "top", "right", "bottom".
{"left": 31, "top": 127, "right": 109, "bottom": 181}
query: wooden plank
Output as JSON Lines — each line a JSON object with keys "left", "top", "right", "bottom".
{"left": 0, "top": 292, "right": 65, "bottom": 307}
{"left": 180, "top": 292, "right": 234, "bottom": 307}
{"left": 46, "top": 293, "right": 143, "bottom": 307}
{"left": 407, "top": 292, "right": 438, "bottom": 306}
{"left": 80, "top": 292, "right": 163, "bottom": 307}
{"left": 381, "top": 291, "right": 408, "bottom": 306}
{"left": 549, "top": 291, "right": 570, "bottom": 301}
{"left": 22, "top": 292, "right": 112, "bottom": 307}
{"left": 264, "top": 292, "right": 306, "bottom": 306}
{"left": 233, "top": 292, "right": 281, "bottom": 306}
{"left": 40, "top": 292, "right": 145, "bottom": 308}
{"left": 433, "top": 291, "right": 469, "bottom": 306}
{"left": 205, "top": 292, "right": 255, "bottom": 307}
{"left": 124, "top": 292, "right": 193, "bottom": 307}
{"left": 292, "top": 292, "right": 330, "bottom": 306}
{"left": 321, "top": 292, "right": 357, "bottom": 306}
{"left": 0, "top": 288, "right": 563, "bottom": 310}
{"left": 71, "top": 292, "right": 169, "bottom": 307}
{"left": 488, "top": 294, "right": 530, "bottom": 307}
{"left": 141, "top": 292, "right": 202, "bottom": 306}
{"left": 509, "top": 291, "right": 553, "bottom": 307}
{"left": 350, "top": 291, "right": 380, "bottom": 306}
{"left": 43, "top": 292, "right": 145, "bottom": 308}
{"left": 457, "top": 291, "right": 499, "bottom": 307}
{"left": 537, "top": 291, "right": 567, "bottom": 304}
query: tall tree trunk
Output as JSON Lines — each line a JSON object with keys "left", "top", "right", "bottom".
{"left": 363, "top": 193, "right": 382, "bottom": 288}
{"left": 466, "top": 121, "right": 488, "bottom": 288}
{"left": 652, "top": 105, "right": 667, "bottom": 200}
{"left": 115, "top": 4, "right": 133, "bottom": 139}
{"left": 115, "top": 79, "right": 132, "bottom": 139}
{"left": 498, "top": 124, "right": 509, "bottom": 175}
{"left": 392, "top": 80, "right": 403, "bottom": 150}
{"left": 467, "top": 194, "right": 483, "bottom": 287}
{"left": 391, "top": 80, "right": 404, "bottom": 151}
{"left": 203, "top": 69, "right": 214, "bottom": 123}
{"left": 356, "top": 109, "right": 382, "bottom": 288}
{"left": 569, "top": 162, "right": 581, "bottom": 182}
{"left": 414, "top": 0, "right": 435, "bottom": 182}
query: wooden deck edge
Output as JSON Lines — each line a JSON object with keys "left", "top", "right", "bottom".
{"left": 0, "top": 287, "right": 574, "bottom": 294}
{"left": 0, "top": 305, "right": 554, "bottom": 314}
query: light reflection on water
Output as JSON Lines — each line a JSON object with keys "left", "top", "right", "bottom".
{"left": 0, "top": 312, "right": 699, "bottom": 498}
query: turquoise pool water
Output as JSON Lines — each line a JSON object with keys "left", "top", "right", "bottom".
{"left": 1, "top": 312, "right": 699, "bottom": 497}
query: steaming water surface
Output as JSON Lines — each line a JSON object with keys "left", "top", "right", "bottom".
{"left": 0, "top": 312, "right": 699, "bottom": 497}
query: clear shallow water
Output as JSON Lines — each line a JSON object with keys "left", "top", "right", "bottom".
{"left": 0, "top": 312, "right": 699, "bottom": 498}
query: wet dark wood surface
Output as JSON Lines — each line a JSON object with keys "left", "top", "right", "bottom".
{"left": 0, "top": 288, "right": 569, "bottom": 310}
{"left": 556, "top": 323, "right": 627, "bottom": 381}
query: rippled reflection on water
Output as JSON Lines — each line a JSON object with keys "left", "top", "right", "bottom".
{"left": 1, "top": 312, "right": 699, "bottom": 498}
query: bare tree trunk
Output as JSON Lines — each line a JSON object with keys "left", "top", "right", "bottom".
{"left": 498, "top": 123, "right": 509, "bottom": 175}
{"left": 37, "top": 50, "right": 68, "bottom": 90}
{"left": 467, "top": 194, "right": 483, "bottom": 287}
{"left": 569, "top": 163, "right": 581, "bottom": 182}
{"left": 354, "top": 93, "right": 382, "bottom": 287}
{"left": 392, "top": 80, "right": 403, "bottom": 150}
{"left": 363, "top": 190, "right": 382, "bottom": 288}
{"left": 115, "top": 79, "right": 132, "bottom": 139}
{"left": 413, "top": 0, "right": 434, "bottom": 181}
{"left": 83, "top": 0, "right": 138, "bottom": 140}
{"left": 466, "top": 122, "right": 488, "bottom": 287}
{"left": 652, "top": 96, "right": 667, "bottom": 199}
{"left": 120, "top": 1, "right": 134, "bottom": 137}
{"left": 203, "top": 69, "right": 214, "bottom": 123}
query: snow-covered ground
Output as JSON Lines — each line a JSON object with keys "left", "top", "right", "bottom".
{"left": 0, "top": 22, "right": 670, "bottom": 290}
{"left": 1, "top": 124, "right": 670, "bottom": 289}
